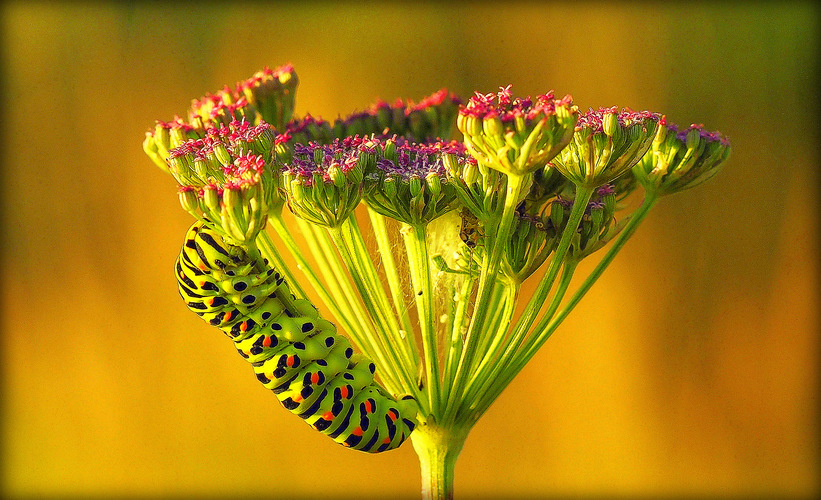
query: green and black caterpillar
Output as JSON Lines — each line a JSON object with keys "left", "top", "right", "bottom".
{"left": 175, "top": 220, "right": 418, "bottom": 452}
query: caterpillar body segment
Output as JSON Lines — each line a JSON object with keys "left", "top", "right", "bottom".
{"left": 175, "top": 221, "right": 418, "bottom": 452}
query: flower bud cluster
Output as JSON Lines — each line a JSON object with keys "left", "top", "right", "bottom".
{"left": 280, "top": 137, "right": 373, "bottom": 227}
{"left": 285, "top": 114, "right": 336, "bottom": 145}
{"left": 546, "top": 184, "right": 623, "bottom": 260}
{"left": 443, "top": 147, "right": 507, "bottom": 221}
{"left": 143, "top": 118, "right": 204, "bottom": 172}
{"left": 236, "top": 64, "right": 299, "bottom": 131}
{"left": 633, "top": 122, "right": 731, "bottom": 196}
{"left": 550, "top": 107, "right": 662, "bottom": 188}
{"left": 405, "top": 89, "right": 462, "bottom": 142}
{"left": 188, "top": 64, "right": 298, "bottom": 132}
{"left": 332, "top": 89, "right": 462, "bottom": 143}
{"left": 189, "top": 90, "right": 255, "bottom": 130}
{"left": 364, "top": 138, "right": 463, "bottom": 225}
{"left": 457, "top": 86, "right": 578, "bottom": 176}
{"left": 502, "top": 209, "right": 554, "bottom": 282}
{"left": 522, "top": 166, "right": 571, "bottom": 209}
{"left": 166, "top": 121, "right": 282, "bottom": 244}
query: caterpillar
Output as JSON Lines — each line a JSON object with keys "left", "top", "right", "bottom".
{"left": 175, "top": 221, "right": 418, "bottom": 452}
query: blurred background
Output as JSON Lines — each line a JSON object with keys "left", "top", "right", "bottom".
{"left": 1, "top": 1, "right": 817, "bottom": 498}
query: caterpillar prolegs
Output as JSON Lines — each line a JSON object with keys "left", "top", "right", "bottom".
{"left": 175, "top": 221, "right": 418, "bottom": 452}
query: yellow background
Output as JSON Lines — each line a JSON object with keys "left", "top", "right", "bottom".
{"left": 1, "top": 2, "right": 817, "bottom": 498}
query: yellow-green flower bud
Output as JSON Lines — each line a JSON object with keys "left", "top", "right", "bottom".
{"left": 213, "top": 142, "right": 232, "bottom": 168}
{"left": 203, "top": 185, "right": 221, "bottom": 212}
{"left": 603, "top": 110, "right": 619, "bottom": 137}
{"left": 329, "top": 164, "right": 345, "bottom": 189}
{"left": 178, "top": 188, "right": 199, "bottom": 213}
{"left": 409, "top": 176, "right": 423, "bottom": 198}
{"left": 426, "top": 172, "right": 442, "bottom": 198}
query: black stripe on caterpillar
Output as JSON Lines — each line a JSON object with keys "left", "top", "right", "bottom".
{"left": 175, "top": 221, "right": 418, "bottom": 452}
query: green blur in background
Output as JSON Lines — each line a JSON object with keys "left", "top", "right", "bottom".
{"left": 1, "top": 1, "right": 818, "bottom": 498}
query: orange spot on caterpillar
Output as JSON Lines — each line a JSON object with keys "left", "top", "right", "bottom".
{"left": 311, "top": 373, "right": 320, "bottom": 385}
{"left": 322, "top": 411, "right": 334, "bottom": 421}
{"left": 224, "top": 311, "right": 233, "bottom": 322}
{"left": 387, "top": 409, "right": 398, "bottom": 422}
{"left": 293, "top": 394, "right": 303, "bottom": 403}
{"left": 286, "top": 355, "right": 295, "bottom": 367}
{"left": 340, "top": 386, "right": 349, "bottom": 399}
{"left": 383, "top": 437, "right": 391, "bottom": 444}
{"left": 240, "top": 321, "right": 248, "bottom": 332}
{"left": 364, "top": 400, "right": 373, "bottom": 413}
{"left": 262, "top": 336, "right": 271, "bottom": 347}
{"left": 206, "top": 297, "right": 214, "bottom": 306}
{"left": 352, "top": 426, "right": 363, "bottom": 437}
{"left": 198, "top": 262, "right": 207, "bottom": 271}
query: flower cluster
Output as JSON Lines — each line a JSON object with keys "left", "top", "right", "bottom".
{"left": 457, "top": 86, "right": 578, "bottom": 176}
{"left": 546, "top": 184, "right": 622, "bottom": 260}
{"left": 166, "top": 121, "right": 282, "bottom": 244}
{"left": 550, "top": 107, "right": 663, "bottom": 188}
{"left": 332, "top": 89, "right": 462, "bottom": 143}
{"left": 279, "top": 137, "right": 374, "bottom": 227}
{"left": 189, "top": 64, "right": 298, "bottom": 131}
{"left": 143, "top": 118, "right": 204, "bottom": 172}
{"left": 144, "top": 65, "right": 734, "bottom": 499}
{"left": 144, "top": 64, "right": 298, "bottom": 176}
{"left": 365, "top": 138, "right": 466, "bottom": 225}
{"left": 633, "top": 121, "right": 731, "bottom": 196}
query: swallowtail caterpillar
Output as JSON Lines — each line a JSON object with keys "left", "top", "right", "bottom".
{"left": 175, "top": 221, "right": 418, "bottom": 452}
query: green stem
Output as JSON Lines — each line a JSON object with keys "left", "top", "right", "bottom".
{"left": 443, "top": 173, "right": 526, "bottom": 422}
{"left": 473, "top": 192, "right": 658, "bottom": 421}
{"left": 329, "top": 222, "right": 424, "bottom": 412}
{"left": 524, "top": 192, "right": 659, "bottom": 360}
{"left": 367, "top": 207, "right": 418, "bottom": 360}
{"left": 466, "top": 281, "right": 513, "bottom": 376}
{"left": 468, "top": 258, "right": 578, "bottom": 422}
{"left": 296, "top": 219, "right": 392, "bottom": 378}
{"left": 346, "top": 213, "right": 419, "bottom": 373}
{"left": 440, "top": 275, "right": 475, "bottom": 410}
{"left": 411, "top": 423, "right": 469, "bottom": 500}
{"left": 256, "top": 225, "right": 308, "bottom": 300}
{"left": 403, "top": 223, "right": 441, "bottom": 416}
{"left": 342, "top": 217, "right": 421, "bottom": 387}
{"left": 458, "top": 280, "right": 519, "bottom": 414}
{"left": 504, "top": 185, "right": 595, "bottom": 356}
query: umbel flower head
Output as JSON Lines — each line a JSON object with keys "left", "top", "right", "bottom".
{"left": 187, "top": 63, "right": 298, "bottom": 132}
{"left": 332, "top": 89, "right": 463, "bottom": 143}
{"left": 279, "top": 137, "right": 374, "bottom": 227}
{"left": 546, "top": 184, "right": 624, "bottom": 260}
{"left": 143, "top": 118, "right": 204, "bottom": 172}
{"left": 633, "top": 122, "right": 731, "bottom": 196}
{"left": 457, "top": 86, "right": 578, "bottom": 176}
{"left": 405, "top": 89, "right": 462, "bottom": 142}
{"left": 550, "top": 107, "right": 662, "bottom": 189}
{"left": 236, "top": 64, "right": 299, "bottom": 131}
{"left": 166, "top": 121, "right": 282, "bottom": 244}
{"left": 285, "top": 114, "right": 336, "bottom": 145}
{"left": 364, "top": 138, "right": 464, "bottom": 226}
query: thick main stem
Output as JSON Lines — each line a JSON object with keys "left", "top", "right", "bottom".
{"left": 411, "top": 423, "right": 469, "bottom": 500}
